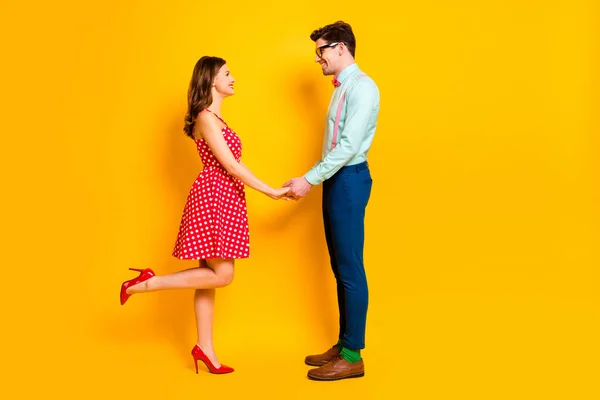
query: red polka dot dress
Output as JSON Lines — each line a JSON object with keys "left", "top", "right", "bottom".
{"left": 172, "top": 110, "right": 250, "bottom": 260}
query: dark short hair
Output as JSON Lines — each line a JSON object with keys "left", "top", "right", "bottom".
{"left": 310, "top": 21, "right": 356, "bottom": 58}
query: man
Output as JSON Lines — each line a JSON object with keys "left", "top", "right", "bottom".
{"left": 284, "top": 21, "right": 380, "bottom": 381}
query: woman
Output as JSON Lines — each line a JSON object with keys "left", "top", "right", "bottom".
{"left": 119, "top": 56, "right": 290, "bottom": 375}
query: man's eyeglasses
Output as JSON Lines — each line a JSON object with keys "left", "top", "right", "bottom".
{"left": 316, "top": 42, "right": 342, "bottom": 58}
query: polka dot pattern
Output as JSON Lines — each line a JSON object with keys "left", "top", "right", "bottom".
{"left": 172, "top": 115, "right": 249, "bottom": 260}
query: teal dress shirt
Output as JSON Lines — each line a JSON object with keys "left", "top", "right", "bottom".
{"left": 304, "top": 63, "right": 380, "bottom": 185}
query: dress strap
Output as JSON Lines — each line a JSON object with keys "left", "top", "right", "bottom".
{"left": 204, "top": 109, "right": 228, "bottom": 126}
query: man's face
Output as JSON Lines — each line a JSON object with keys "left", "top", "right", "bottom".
{"left": 314, "top": 38, "right": 342, "bottom": 76}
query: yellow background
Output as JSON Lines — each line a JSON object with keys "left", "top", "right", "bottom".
{"left": 1, "top": 1, "right": 599, "bottom": 399}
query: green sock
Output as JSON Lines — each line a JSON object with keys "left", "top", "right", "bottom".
{"left": 340, "top": 347, "right": 362, "bottom": 363}
{"left": 335, "top": 339, "right": 343, "bottom": 350}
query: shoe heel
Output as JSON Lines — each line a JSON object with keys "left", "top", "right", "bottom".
{"left": 120, "top": 268, "right": 155, "bottom": 305}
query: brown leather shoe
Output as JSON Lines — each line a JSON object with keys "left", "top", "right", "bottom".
{"left": 307, "top": 356, "right": 365, "bottom": 381}
{"left": 305, "top": 345, "right": 341, "bottom": 366}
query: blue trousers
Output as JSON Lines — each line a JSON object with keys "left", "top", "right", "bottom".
{"left": 322, "top": 161, "right": 372, "bottom": 350}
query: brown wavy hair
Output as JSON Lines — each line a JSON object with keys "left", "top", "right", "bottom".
{"left": 183, "top": 56, "right": 227, "bottom": 139}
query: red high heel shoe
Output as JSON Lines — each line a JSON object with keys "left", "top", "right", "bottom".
{"left": 191, "top": 345, "right": 234, "bottom": 374}
{"left": 120, "top": 268, "right": 155, "bottom": 305}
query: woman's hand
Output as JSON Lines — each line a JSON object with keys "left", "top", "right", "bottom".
{"left": 268, "top": 187, "right": 291, "bottom": 200}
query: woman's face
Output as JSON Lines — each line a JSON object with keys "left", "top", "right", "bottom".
{"left": 213, "top": 64, "right": 235, "bottom": 97}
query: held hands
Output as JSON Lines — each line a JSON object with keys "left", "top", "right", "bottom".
{"left": 282, "top": 177, "right": 312, "bottom": 200}
{"left": 267, "top": 177, "right": 313, "bottom": 201}
{"left": 268, "top": 186, "right": 292, "bottom": 200}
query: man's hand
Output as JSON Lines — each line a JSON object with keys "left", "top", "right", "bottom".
{"left": 283, "top": 177, "right": 312, "bottom": 200}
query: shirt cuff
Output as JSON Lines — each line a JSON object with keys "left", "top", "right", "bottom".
{"left": 304, "top": 169, "right": 322, "bottom": 186}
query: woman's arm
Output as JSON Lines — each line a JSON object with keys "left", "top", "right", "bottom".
{"left": 195, "top": 114, "right": 289, "bottom": 199}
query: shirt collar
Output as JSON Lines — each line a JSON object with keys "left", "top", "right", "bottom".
{"left": 335, "top": 63, "right": 359, "bottom": 85}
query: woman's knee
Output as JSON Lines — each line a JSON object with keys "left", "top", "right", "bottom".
{"left": 207, "top": 259, "right": 234, "bottom": 287}
{"left": 217, "top": 267, "right": 234, "bottom": 287}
